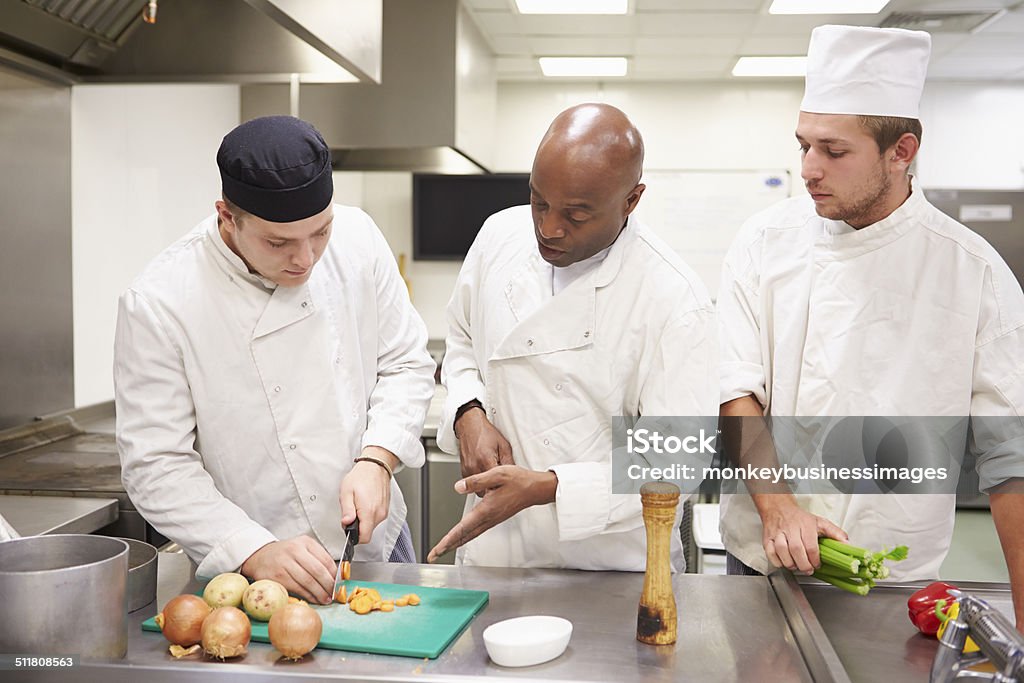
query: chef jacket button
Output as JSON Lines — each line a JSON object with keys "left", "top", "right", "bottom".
{"left": 583, "top": 330, "right": 590, "bottom": 338}
{"left": 289, "top": 444, "right": 296, "bottom": 450}
{"left": 555, "top": 383, "right": 562, "bottom": 391}
{"left": 543, "top": 438, "right": 550, "bottom": 446}
{"left": 526, "top": 339, "right": 534, "bottom": 346}
{"left": 274, "top": 386, "right": 281, "bottom": 393}
{"left": 301, "top": 301, "right": 308, "bottom": 308}
{"left": 490, "top": 408, "right": 497, "bottom": 416}
{"left": 309, "top": 494, "right": 316, "bottom": 502}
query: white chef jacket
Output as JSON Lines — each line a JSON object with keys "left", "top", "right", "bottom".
{"left": 439, "top": 206, "right": 718, "bottom": 571}
{"left": 718, "top": 184, "right": 1024, "bottom": 578}
{"left": 114, "top": 205, "right": 435, "bottom": 577}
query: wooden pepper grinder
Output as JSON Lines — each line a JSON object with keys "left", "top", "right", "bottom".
{"left": 636, "top": 481, "right": 680, "bottom": 645}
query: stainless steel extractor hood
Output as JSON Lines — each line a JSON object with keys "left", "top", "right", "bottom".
{"left": 241, "top": 0, "right": 498, "bottom": 174}
{"left": 0, "top": 0, "right": 382, "bottom": 84}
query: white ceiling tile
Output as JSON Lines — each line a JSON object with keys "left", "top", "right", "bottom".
{"left": 739, "top": 35, "right": 810, "bottom": 54}
{"left": 635, "top": 35, "right": 744, "bottom": 55}
{"left": 927, "top": 34, "right": 970, "bottom": 58}
{"left": 470, "top": 0, "right": 1024, "bottom": 82}
{"left": 751, "top": 14, "right": 878, "bottom": 35}
{"left": 488, "top": 34, "right": 532, "bottom": 54}
{"left": 888, "top": 0, "right": 1019, "bottom": 12}
{"left": 987, "top": 10, "right": 1024, "bottom": 32}
{"left": 928, "top": 55, "right": 1024, "bottom": 80}
{"left": 634, "top": 12, "right": 759, "bottom": 35}
{"left": 527, "top": 36, "right": 634, "bottom": 55}
{"left": 514, "top": 15, "right": 638, "bottom": 35}
{"left": 637, "top": 0, "right": 764, "bottom": 10}
{"left": 948, "top": 34, "right": 1024, "bottom": 56}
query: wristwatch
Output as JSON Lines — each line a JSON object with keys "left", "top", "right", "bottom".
{"left": 453, "top": 399, "right": 484, "bottom": 439}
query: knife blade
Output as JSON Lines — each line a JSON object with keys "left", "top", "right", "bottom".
{"left": 332, "top": 518, "right": 359, "bottom": 601}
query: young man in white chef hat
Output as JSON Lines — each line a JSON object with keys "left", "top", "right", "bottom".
{"left": 717, "top": 25, "right": 1024, "bottom": 630}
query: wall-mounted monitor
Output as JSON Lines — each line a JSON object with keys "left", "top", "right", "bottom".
{"left": 413, "top": 173, "right": 531, "bottom": 260}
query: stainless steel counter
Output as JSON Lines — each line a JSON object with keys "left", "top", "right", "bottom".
{"left": 0, "top": 494, "right": 117, "bottom": 536}
{"left": 10, "top": 555, "right": 824, "bottom": 683}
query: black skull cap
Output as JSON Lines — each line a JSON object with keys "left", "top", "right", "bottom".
{"left": 217, "top": 116, "right": 333, "bottom": 223}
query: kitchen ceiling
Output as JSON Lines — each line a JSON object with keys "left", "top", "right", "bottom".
{"left": 462, "top": 0, "right": 1024, "bottom": 81}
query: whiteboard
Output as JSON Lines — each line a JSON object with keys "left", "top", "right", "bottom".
{"left": 633, "top": 169, "right": 792, "bottom": 300}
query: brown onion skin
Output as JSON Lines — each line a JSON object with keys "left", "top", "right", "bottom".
{"left": 268, "top": 603, "right": 323, "bottom": 660}
{"left": 201, "top": 606, "right": 251, "bottom": 659}
{"left": 158, "top": 594, "right": 212, "bottom": 647}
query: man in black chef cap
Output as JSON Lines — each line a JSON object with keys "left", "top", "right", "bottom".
{"left": 114, "top": 116, "right": 435, "bottom": 604}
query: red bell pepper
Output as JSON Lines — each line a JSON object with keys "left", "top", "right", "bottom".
{"left": 908, "top": 581, "right": 959, "bottom": 636}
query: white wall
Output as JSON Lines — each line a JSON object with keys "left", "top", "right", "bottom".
{"left": 918, "top": 83, "right": 1024, "bottom": 189}
{"left": 362, "top": 81, "right": 809, "bottom": 338}
{"left": 72, "top": 84, "right": 239, "bottom": 407}
{"left": 359, "top": 79, "right": 1024, "bottom": 339}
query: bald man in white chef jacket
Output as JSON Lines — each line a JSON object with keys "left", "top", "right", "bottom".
{"left": 717, "top": 25, "right": 1024, "bottom": 631}
{"left": 427, "top": 103, "right": 717, "bottom": 570}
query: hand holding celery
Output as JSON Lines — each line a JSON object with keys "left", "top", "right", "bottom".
{"left": 811, "top": 538, "right": 908, "bottom": 596}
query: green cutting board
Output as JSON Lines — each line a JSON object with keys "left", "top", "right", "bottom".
{"left": 142, "top": 581, "right": 489, "bottom": 659}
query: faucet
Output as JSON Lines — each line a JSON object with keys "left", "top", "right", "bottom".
{"left": 930, "top": 591, "right": 1024, "bottom": 683}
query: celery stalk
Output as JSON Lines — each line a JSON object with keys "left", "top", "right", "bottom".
{"left": 819, "top": 538, "right": 870, "bottom": 559}
{"left": 812, "top": 571, "right": 871, "bottom": 596}
{"left": 819, "top": 545, "right": 861, "bottom": 573}
{"left": 813, "top": 539, "right": 906, "bottom": 596}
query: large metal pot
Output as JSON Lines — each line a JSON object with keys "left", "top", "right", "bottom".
{"left": 120, "top": 537, "right": 157, "bottom": 612}
{"left": 0, "top": 534, "right": 129, "bottom": 658}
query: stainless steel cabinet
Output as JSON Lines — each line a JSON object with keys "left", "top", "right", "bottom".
{"left": 425, "top": 437, "right": 463, "bottom": 565}
{"left": 393, "top": 462, "right": 423, "bottom": 561}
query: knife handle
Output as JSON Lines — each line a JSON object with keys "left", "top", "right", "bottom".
{"left": 342, "top": 518, "right": 360, "bottom": 561}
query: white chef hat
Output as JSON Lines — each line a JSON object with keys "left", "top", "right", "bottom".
{"left": 800, "top": 24, "right": 931, "bottom": 119}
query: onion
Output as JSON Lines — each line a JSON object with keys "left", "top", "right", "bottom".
{"left": 242, "top": 579, "right": 289, "bottom": 621}
{"left": 268, "top": 603, "right": 323, "bottom": 660}
{"left": 201, "top": 606, "right": 251, "bottom": 659}
{"left": 203, "top": 572, "right": 249, "bottom": 609}
{"left": 155, "top": 594, "right": 212, "bottom": 647}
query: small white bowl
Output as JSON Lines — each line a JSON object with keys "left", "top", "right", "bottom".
{"left": 483, "top": 615, "right": 572, "bottom": 668}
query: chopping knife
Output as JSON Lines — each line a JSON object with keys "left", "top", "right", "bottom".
{"left": 332, "top": 518, "right": 359, "bottom": 600}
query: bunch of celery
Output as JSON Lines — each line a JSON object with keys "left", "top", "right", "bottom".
{"left": 812, "top": 538, "right": 909, "bottom": 596}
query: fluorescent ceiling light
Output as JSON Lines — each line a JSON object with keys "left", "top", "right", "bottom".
{"left": 539, "top": 57, "right": 628, "bottom": 77}
{"left": 769, "top": 0, "right": 890, "bottom": 14}
{"left": 732, "top": 56, "right": 807, "bottom": 77}
{"left": 516, "top": 0, "right": 628, "bottom": 15}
